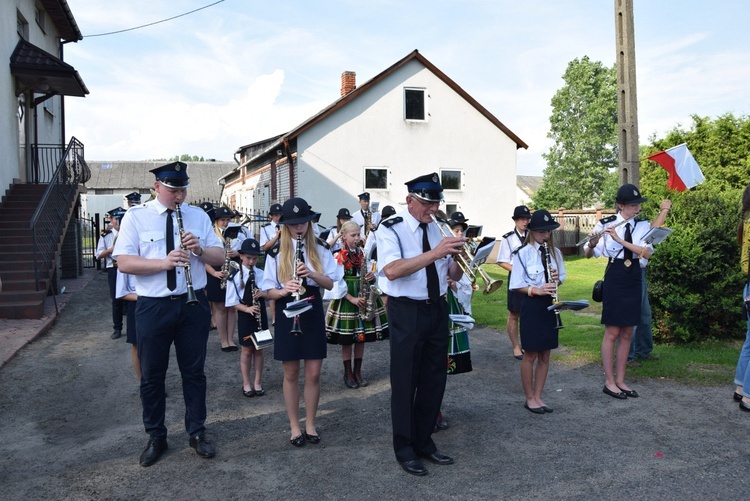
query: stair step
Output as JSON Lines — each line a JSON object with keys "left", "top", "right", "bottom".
{"left": 0, "top": 300, "right": 45, "bottom": 319}
{"left": 0, "top": 279, "right": 47, "bottom": 292}
{"left": 0, "top": 289, "right": 47, "bottom": 303}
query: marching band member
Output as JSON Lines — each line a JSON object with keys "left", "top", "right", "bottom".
{"left": 97, "top": 207, "right": 126, "bottom": 340}
{"left": 377, "top": 173, "right": 465, "bottom": 476}
{"left": 496, "top": 205, "right": 532, "bottom": 360}
{"left": 226, "top": 238, "right": 268, "bottom": 398}
{"left": 114, "top": 161, "right": 224, "bottom": 467}
{"left": 352, "top": 192, "right": 381, "bottom": 238}
{"left": 205, "top": 207, "right": 239, "bottom": 351}
{"left": 510, "top": 210, "right": 566, "bottom": 414}
{"left": 585, "top": 184, "right": 653, "bottom": 400}
{"left": 326, "top": 208, "right": 354, "bottom": 254}
{"left": 325, "top": 220, "right": 388, "bottom": 389}
{"left": 259, "top": 198, "right": 341, "bottom": 447}
{"left": 116, "top": 268, "right": 140, "bottom": 381}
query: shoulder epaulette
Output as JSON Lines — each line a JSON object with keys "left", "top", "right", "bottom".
{"left": 101, "top": 229, "right": 112, "bottom": 236}
{"left": 263, "top": 222, "right": 272, "bottom": 227}
{"left": 512, "top": 242, "right": 528, "bottom": 255}
{"left": 315, "top": 237, "right": 330, "bottom": 250}
{"left": 267, "top": 241, "right": 280, "bottom": 258}
{"left": 381, "top": 216, "right": 403, "bottom": 228}
{"left": 502, "top": 230, "right": 514, "bottom": 239}
{"left": 600, "top": 215, "right": 618, "bottom": 224}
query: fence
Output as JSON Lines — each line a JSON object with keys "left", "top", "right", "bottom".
{"left": 551, "top": 209, "right": 616, "bottom": 255}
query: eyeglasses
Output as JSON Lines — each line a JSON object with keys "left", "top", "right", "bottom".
{"left": 410, "top": 195, "right": 443, "bottom": 207}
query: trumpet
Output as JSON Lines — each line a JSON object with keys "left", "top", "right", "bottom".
{"left": 174, "top": 204, "right": 198, "bottom": 305}
{"left": 576, "top": 217, "right": 631, "bottom": 247}
{"left": 430, "top": 215, "right": 503, "bottom": 295}
{"left": 290, "top": 234, "right": 306, "bottom": 335}
{"left": 541, "top": 241, "right": 563, "bottom": 330}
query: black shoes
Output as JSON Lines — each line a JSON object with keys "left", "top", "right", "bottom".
{"left": 524, "top": 402, "right": 545, "bottom": 414}
{"left": 541, "top": 406, "right": 554, "bottom": 413}
{"left": 304, "top": 432, "right": 321, "bottom": 444}
{"left": 254, "top": 388, "right": 265, "bottom": 397}
{"left": 740, "top": 401, "right": 750, "bottom": 412}
{"left": 603, "top": 386, "right": 628, "bottom": 399}
{"left": 139, "top": 437, "right": 168, "bottom": 467}
{"left": 189, "top": 435, "right": 215, "bottom": 458}
{"left": 344, "top": 373, "right": 359, "bottom": 389}
{"left": 243, "top": 388, "right": 255, "bottom": 398}
{"left": 290, "top": 434, "right": 305, "bottom": 447}
{"left": 111, "top": 329, "right": 122, "bottom": 340}
{"left": 617, "top": 386, "right": 639, "bottom": 398}
{"left": 418, "top": 451, "right": 454, "bottom": 465}
{"left": 354, "top": 374, "right": 369, "bottom": 387}
{"left": 399, "top": 458, "right": 428, "bottom": 476}
{"left": 435, "top": 413, "right": 449, "bottom": 431}
{"left": 734, "top": 392, "right": 743, "bottom": 402}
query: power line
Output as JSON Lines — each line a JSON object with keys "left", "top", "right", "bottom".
{"left": 84, "top": 0, "right": 226, "bottom": 38}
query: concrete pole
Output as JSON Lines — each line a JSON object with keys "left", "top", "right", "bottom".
{"left": 614, "top": 0, "right": 640, "bottom": 187}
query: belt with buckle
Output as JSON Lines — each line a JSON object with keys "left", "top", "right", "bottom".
{"left": 141, "top": 289, "right": 204, "bottom": 301}
{"left": 391, "top": 295, "right": 446, "bottom": 305}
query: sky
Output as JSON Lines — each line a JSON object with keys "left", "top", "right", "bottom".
{"left": 62, "top": 0, "right": 750, "bottom": 176}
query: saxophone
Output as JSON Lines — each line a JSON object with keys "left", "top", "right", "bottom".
{"left": 358, "top": 252, "right": 380, "bottom": 321}
{"left": 363, "top": 210, "right": 372, "bottom": 238}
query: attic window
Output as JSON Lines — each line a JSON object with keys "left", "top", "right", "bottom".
{"left": 404, "top": 88, "right": 427, "bottom": 121}
{"left": 34, "top": 6, "right": 46, "bottom": 33}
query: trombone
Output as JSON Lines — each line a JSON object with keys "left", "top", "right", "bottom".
{"left": 430, "top": 215, "right": 503, "bottom": 295}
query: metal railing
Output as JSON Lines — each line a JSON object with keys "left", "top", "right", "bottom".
{"left": 29, "top": 137, "right": 88, "bottom": 291}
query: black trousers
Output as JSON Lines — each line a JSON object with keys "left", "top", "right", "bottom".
{"left": 136, "top": 290, "right": 211, "bottom": 439}
{"left": 107, "top": 267, "right": 125, "bottom": 331}
{"left": 388, "top": 296, "right": 449, "bottom": 462}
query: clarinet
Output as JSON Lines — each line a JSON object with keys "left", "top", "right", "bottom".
{"left": 290, "top": 234, "right": 306, "bottom": 335}
{"left": 242, "top": 268, "right": 263, "bottom": 342}
{"left": 174, "top": 204, "right": 199, "bottom": 304}
{"left": 541, "top": 241, "right": 563, "bottom": 329}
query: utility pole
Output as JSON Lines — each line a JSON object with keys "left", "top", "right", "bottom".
{"left": 614, "top": 0, "right": 640, "bottom": 187}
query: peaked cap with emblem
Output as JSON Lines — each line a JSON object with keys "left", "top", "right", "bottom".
{"left": 214, "top": 206, "right": 234, "bottom": 220}
{"left": 279, "top": 197, "right": 319, "bottom": 225}
{"left": 269, "top": 203, "right": 283, "bottom": 215}
{"left": 527, "top": 209, "right": 560, "bottom": 231}
{"left": 107, "top": 206, "right": 127, "bottom": 220}
{"left": 125, "top": 191, "right": 142, "bottom": 202}
{"left": 150, "top": 161, "right": 189, "bottom": 188}
{"left": 405, "top": 172, "right": 443, "bottom": 202}
{"left": 336, "top": 208, "right": 353, "bottom": 219}
{"left": 512, "top": 205, "right": 531, "bottom": 220}
{"left": 615, "top": 183, "right": 648, "bottom": 205}
{"left": 239, "top": 238, "right": 262, "bottom": 255}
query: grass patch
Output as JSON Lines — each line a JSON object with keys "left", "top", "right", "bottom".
{"left": 476, "top": 258, "right": 741, "bottom": 386}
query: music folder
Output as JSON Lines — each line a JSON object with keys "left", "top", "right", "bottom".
{"left": 470, "top": 237, "right": 496, "bottom": 268}
{"left": 223, "top": 225, "right": 242, "bottom": 239}
{"left": 250, "top": 329, "right": 274, "bottom": 350}
{"left": 642, "top": 226, "right": 673, "bottom": 245}
{"left": 283, "top": 297, "right": 313, "bottom": 318}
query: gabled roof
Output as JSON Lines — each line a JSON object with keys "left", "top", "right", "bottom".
{"left": 10, "top": 39, "right": 88, "bottom": 97}
{"left": 282, "top": 49, "right": 528, "bottom": 150}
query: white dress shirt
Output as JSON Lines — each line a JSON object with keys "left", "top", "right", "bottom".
{"left": 225, "top": 265, "right": 264, "bottom": 308}
{"left": 96, "top": 229, "right": 118, "bottom": 268}
{"left": 113, "top": 200, "right": 222, "bottom": 297}
{"left": 259, "top": 239, "right": 342, "bottom": 292}
{"left": 590, "top": 215, "right": 652, "bottom": 260}
{"left": 352, "top": 209, "right": 382, "bottom": 237}
{"left": 509, "top": 241, "right": 567, "bottom": 290}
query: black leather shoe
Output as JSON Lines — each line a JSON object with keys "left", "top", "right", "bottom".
{"left": 355, "top": 374, "right": 369, "bottom": 387}
{"left": 304, "top": 432, "right": 321, "bottom": 444}
{"left": 290, "top": 434, "right": 305, "bottom": 447}
{"left": 541, "top": 405, "right": 554, "bottom": 413}
{"left": 111, "top": 329, "right": 122, "bottom": 340}
{"left": 419, "top": 451, "right": 454, "bottom": 465}
{"left": 603, "top": 386, "right": 627, "bottom": 399}
{"left": 617, "top": 386, "right": 639, "bottom": 398}
{"left": 435, "top": 415, "right": 449, "bottom": 431}
{"left": 189, "top": 435, "right": 215, "bottom": 458}
{"left": 734, "top": 392, "right": 743, "bottom": 402}
{"left": 399, "top": 458, "right": 428, "bottom": 476}
{"left": 344, "top": 374, "right": 359, "bottom": 389}
{"left": 740, "top": 401, "right": 750, "bottom": 412}
{"left": 139, "top": 437, "right": 168, "bottom": 467}
{"left": 524, "top": 402, "right": 545, "bottom": 414}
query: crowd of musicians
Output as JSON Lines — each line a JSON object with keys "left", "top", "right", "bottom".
{"left": 98, "top": 161, "right": 675, "bottom": 475}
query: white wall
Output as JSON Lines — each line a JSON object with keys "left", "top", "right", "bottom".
{"left": 297, "top": 59, "right": 519, "bottom": 237}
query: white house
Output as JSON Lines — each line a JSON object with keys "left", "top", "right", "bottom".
{"left": 220, "top": 50, "right": 527, "bottom": 239}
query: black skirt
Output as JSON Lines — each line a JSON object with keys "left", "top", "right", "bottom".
{"left": 507, "top": 270, "right": 525, "bottom": 313}
{"left": 519, "top": 294, "right": 559, "bottom": 352}
{"left": 601, "top": 259, "right": 642, "bottom": 326}
{"left": 238, "top": 298, "right": 269, "bottom": 347}
{"left": 205, "top": 265, "right": 224, "bottom": 302}
{"left": 274, "top": 287, "right": 327, "bottom": 361}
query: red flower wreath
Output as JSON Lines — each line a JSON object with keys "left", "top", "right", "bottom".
{"left": 336, "top": 247, "right": 363, "bottom": 271}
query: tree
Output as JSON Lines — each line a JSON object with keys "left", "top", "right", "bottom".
{"left": 169, "top": 154, "right": 205, "bottom": 162}
{"left": 641, "top": 113, "right": 750, "bottom": 343}
{"left": 533, "top": 57, "right": 619, "bottom": 210}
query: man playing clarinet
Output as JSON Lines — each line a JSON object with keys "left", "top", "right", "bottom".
{"left": 114, "top": 161, "right": 223, "bottom": 467}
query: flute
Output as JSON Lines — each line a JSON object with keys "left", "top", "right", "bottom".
{"left": 576, "top": 217, "right": 632, "bottom": 247}
{"left": 174, "top": 204, "right": 198, "bottom": 304}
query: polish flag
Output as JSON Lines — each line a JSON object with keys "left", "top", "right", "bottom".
{"left": 647, "top": 143, "right": 705, "bottom": 192}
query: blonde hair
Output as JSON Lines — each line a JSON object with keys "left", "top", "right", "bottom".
{"left": 277, "top": 223, "right": 324, "bottom": 283}
{"left": 525, "top": 231, "right": 562, "bottom": 270}
{"left": 340, "top": 220, "right": 360, "bottom": 236}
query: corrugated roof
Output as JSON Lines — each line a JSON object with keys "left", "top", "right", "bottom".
{"left": 86, "top": 161, "right": 234, "bottom": 203}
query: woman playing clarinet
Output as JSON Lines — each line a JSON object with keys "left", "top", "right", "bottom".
{"left": 510, "top": 209, "right": 566, "bottom": 414}
{"left": 259, "top": 198, "right": 341, "bottom": 447}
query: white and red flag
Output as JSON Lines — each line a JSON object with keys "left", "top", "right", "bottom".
{"left": 647, "top": 143, "right": 705, "bottom": 192}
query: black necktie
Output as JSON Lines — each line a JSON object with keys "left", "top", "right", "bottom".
{"left": 419, "top": 223, "right": 440, "bottom": 301}
{"left": 623, "top": 222, "right": 633, "bottom": 260}
{"left": 166, "top": 209, "right": 176, "bottom": 291}
{"left": 243, "top": 269, "right": 255, "bottom": 305}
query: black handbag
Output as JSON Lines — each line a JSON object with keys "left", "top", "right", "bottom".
{"left": 592, "top": 280, "right": 604, "bottom": 302}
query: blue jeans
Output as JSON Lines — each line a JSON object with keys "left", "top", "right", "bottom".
{"left": 734, "top": 283, "right": 750, "bottom": 396}
{"left": 629, "top": 267, "right": 653, "bottom": 360}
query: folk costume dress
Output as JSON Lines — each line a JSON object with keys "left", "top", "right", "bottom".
{"left": 446, "top": 274, "right": 473, "bottom": 374}
{"left": 510, "top": 242, "right": 567, "bottom": 352}
{"left": 325, "top": 247, "right": 388, "bottom": 344}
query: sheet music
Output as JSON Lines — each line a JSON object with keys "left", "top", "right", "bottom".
{"left": 642, "top": 226, "right": 673, "bottom": 245}
{"left": 547, "top": 300, "right": 590, "bottom": 311}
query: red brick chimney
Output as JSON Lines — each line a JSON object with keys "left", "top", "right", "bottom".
{"left": 341, "top": 71, "right": 356, "bottom": 96}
